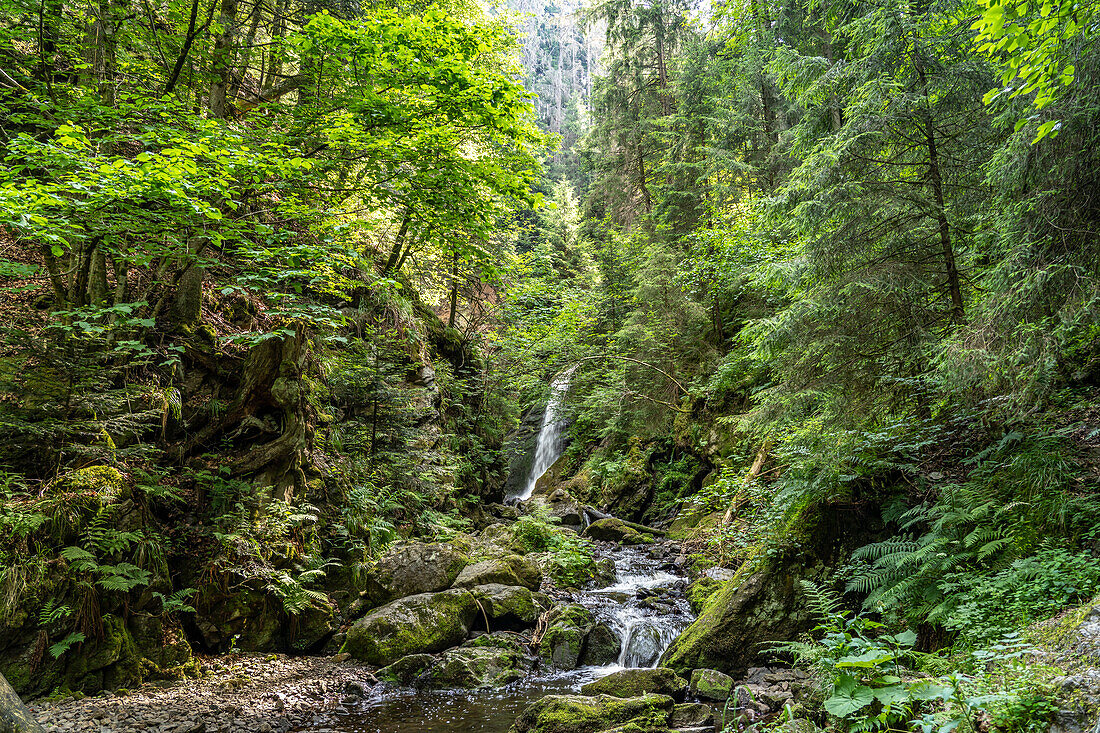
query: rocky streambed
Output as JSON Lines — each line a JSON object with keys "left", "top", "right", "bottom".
{"left": 24, "top": 535, "right": 811, "bottom": 733}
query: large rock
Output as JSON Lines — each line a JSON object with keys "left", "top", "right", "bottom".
{"left": 690, "top": 668, "right": 734, "bottom": 701}
{"left": 471, "top": 584, "right": 540, "bottom": 629}
{"left": 582, "top": 518, "right": 648, "bottom": 545}
{"left": 538, "top": 605, "right": 594, "bottom": 669}
{"left": 419, "top": 636, "right": 533, "bottom": 689}
{"left": 662, "top": 503, "right": 882, "bottom": 676}
{"left": 581, "top": 668, "right": 688, "bottom": 700}
{"left": 343, "top": 589, "right": 478, "bottom": 666}
{"left": 356, "top": 542, "right": 468, "bottom": 610}
{"left": 672, "top": 703, "right": 714, "bottom": 728}
{"left": 510, "top": 693, "right": 675, "bottom": 733}
{"left": 453, "top": 555, "right": 542, "bottom": 591}
{"left": 0, "top": 673, "right": 45, "bottom": 733}
{"left": 580, "top": 622, "right": 622, "bottom": 666}
{"left": 378, "top": 654, "right": 435, "bottom": 686}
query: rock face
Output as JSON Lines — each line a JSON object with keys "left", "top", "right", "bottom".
{"left": 511, "top": 693, "right": 675, "bottom": 733}
{"left": 378, "top": 654, "right": 435, "bottom": 686}
{"left": 342, "top": 589, "right": 478, "bottom": 666}
{"left": 0, "top": 673, "right": 44, "bottom": 733}
{"left": 582, "top": 518, "right": 648, "bottom": 545}
{"left": 357, "top": 542, "right": 469, "bottom": 610}
{"left": 689, "top": 668, "right": 734, "bottom": 701}
{"left": 580, "top": 668, "right": 688, "bottom": 701}
{"left": 453, "top": 555, "right": 542, "bottom": 591}
{"left": 538, "top": 605, "right": 594, "bottom": 669}
{"left": 470, "top": 584, "right": 540, "bottom": 629}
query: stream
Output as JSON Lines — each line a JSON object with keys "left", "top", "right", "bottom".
{"left": 305, "top": 545, "right": 694, "bottom": 733}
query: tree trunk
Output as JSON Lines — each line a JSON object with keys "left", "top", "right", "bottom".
{"left": 208, "top": 0, "right": 238, "bottom": 118}
{"left": 722, "top": 441, "right": 771, "bottom": 524}
{"left": 912, "top": 48, "right": 965, "bottom": 325}
{"left": 448, "top": 249, "right": 459, "bottom": 328}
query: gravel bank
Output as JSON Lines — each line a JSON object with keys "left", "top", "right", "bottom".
{"left": 27, "top": 654, "right": 374, "bottom": 733}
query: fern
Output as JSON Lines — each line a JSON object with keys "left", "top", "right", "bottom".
{"left": 48, "top": 631, "right": 85, "bottom": 659}
{"left": 801, "top": 579, "right": 844, "bottom": 623}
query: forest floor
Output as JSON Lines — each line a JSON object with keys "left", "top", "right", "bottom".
{"left": 26, "top": 653, "right": 375, "bottom": 733}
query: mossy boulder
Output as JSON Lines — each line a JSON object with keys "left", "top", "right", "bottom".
{"left": 581, "top": 668, "right": 688, "bottom": 701}
{"left": 580, "top": 622, "right": 622, "bottom": 666}
{"left": 53, "top": 465, "right": 127, "bottom": 501}
{"left": 471, "top": 584, "right": 541, "bottom": 628}
{"left": 539, "top": 605, "right": 595, "bottom": 669}
{"left": 343, "top": 588, "right": 478, "bottom": 666}
{"left": 582, "top": 518, "right": 648, "bottom": 545}
{"left": 356, "top": 541, "right": 469, "bottom": 611}
{"left": 419, "top": 636, "right": 532, "bottom": 689}
{"left": 0, "top": 672, "right": 44, "bottom": 733}
{"left": 378, "top": 654, "right": 436, "bottom": 686}
{"left": 671, "top": 703, "right": 713, "bottom": 728}
{"left": 689, "top": 668, "right": 734, "bottom": 701}
{"left": 510, "top": 693, "right": 674, "bottom": 733}
{"left": 453, "top": 555, "right": 542, "bottom": 591}
{"left": 194, "top": 586, "right": 282, "bottom": 651}
{"left": 662, "top": 503, "right": 882, "bottom": 676}
{"left": 685, "top": 577, "right": 723, "bottom": 615}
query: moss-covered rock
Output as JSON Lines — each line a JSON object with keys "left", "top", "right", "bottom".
{"left": 510, "top": 693, "right": 674, "bottom": 733}
{"left": 671, "top": 702, "right": 713, "bottom": 728}
{"left": 662, "top": 503, "right": 882, "bottom": 676}
{"left": 471, "top": 584, "right": 540, "bottom": 628}
{"left": 685, "top": 577, "right": 723, "bottom": 615}
{"left": 580, "top": 622, "right": 622, "bottom": 666}
{"left": 356, "top": 542, "right": 469, "bottom": 611}
{"left": 0, "top": 672, "right": 45, "bottom": 733}
{"left": 581, "top": 668, "right": 687, "bottom": 701}
{"left": 378, "top": 654, "right": 436, "bottom": 686}
{"left": 419, "top": 636, "right": 532, "bottom": 689}
{"left": 582, "top": 519, "right": 648, "bottom": 545}
{"left": 343, "top": 588, "right": 478, "bottom": 666}
{"left": 689, "top": 668, "right": 734, "bottom": 701}
{"left": 539, "top": 605, "right": 595, "bottom": 669}
{"left": 453, "top": 555, "right": 542, "bottom": 591}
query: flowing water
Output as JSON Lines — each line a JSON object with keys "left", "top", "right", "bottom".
{"left": 306, "top": 547, "right": 693, "bottom": 733}
{"left": 509, "top": 367, "right": 577, "bottom": 503}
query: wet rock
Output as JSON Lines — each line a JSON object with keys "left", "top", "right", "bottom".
{"left": 511, "top": 693, "right": 675, "bottom": 733}
{"left": 581, "top": 668, "right": 688, "bottom": 701}
{"left": 620, "top": 621, "right": 667, "bottom": 668}
{"left": 580, "top": 622, "right": 622, "bottom": 666}
{"left": 342, "top": 589, "right": 478, "bottom": 666}
{"left": 355, "top": 541, "right": 469, "bottom": 612}
{"left": 0, "top": 672, "right": 45, "bottom": 732}
{"left": 778, "top": 720, "right": 824, "bottom": 733}
{"left": 582, "top": 518, "right": 648, "bottom": 545}
{"left": 690, "top": 668, "right": 734, "bottom": 701}
{"left": 378, "top": 654, "right": 436, "bottom": 686}
{"left": 671, "top": 702, "right": 713, "bottom": 728}
{"left": 471, "top": 584, "right": 541, "bottom": 628}
{"left": 453, "top": 555, "right": 542, "bottom": 591}
{"left": 538, "top": 605, "right": 594, "bottom": 669}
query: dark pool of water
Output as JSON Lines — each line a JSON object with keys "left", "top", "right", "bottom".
{"left": 299, "top": 667, "right": 614, "bottom": 733}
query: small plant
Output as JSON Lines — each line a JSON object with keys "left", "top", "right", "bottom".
{"left": 774, "top": 582, "right": 1000, "bottom": 733}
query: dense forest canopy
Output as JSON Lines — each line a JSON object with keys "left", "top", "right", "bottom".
{"left": 0, "top": 0, "right": 1098, "bottom": 726}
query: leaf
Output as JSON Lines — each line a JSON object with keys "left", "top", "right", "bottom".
{"left": 825, "top": 675, "right": 876, "bottom": 717}
{"left": 837, "top": 650, "right": 896, "bottom": 668}
{"left": 873, "top": 684, "right": 909, "bottom": 706}
{"left": 49, "top": 632, "right": 85, "bottom": 658}
{"left": 51, "top": 245, "right": 65, "bottom": 257}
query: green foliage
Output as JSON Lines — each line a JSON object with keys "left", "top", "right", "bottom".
{"left": 513, "top": 504, "right": 597, "bottom": 586}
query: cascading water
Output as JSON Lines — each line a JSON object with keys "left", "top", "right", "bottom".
{"left": 510, "top": 367, "right": 576, "bottom": 502}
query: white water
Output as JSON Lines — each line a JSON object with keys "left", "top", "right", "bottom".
{"left": 511, "top": 367, "right": 576, "bottom": 502}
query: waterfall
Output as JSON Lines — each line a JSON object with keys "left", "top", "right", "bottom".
{"left": 511, "top": 366, "right": 576, "bottom": 502}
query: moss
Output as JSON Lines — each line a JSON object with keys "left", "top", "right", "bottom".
{"left": 686, "top": 577, "right": 724, "bottom": 615}
{"left": 580, "top": 668, "right": 688, "bottom": 700}
{"left": 54, "top": 466, "right": 127, "bottom": 501}
{"left": 510, "top": 693, "right": 674, "bottom": 733}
